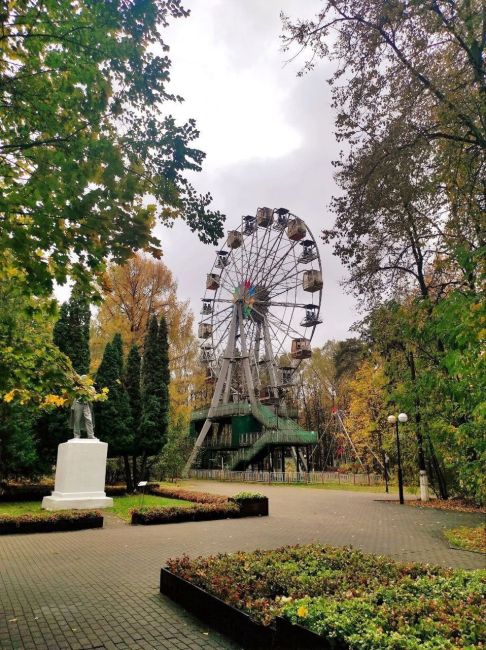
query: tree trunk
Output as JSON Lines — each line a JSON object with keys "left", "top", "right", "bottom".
{"left": 123, "top": 455, "right": 133, "bottom": 493}
{"left": 139, "top": 451, "right": 148, "bottom": 482}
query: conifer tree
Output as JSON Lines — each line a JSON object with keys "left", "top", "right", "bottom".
{"left": 158, "top": 315, "right": 170, "bottom": 443}
{"left": 126, "top": 345, "right": 142, "bottom": 433}
{"left": 138, "top": 315, "right": 169, "bottom": 478}
{"left": 46, "top": 293, "right": 91, "bottom": 453}
{"left": 95, "top": 335, "right": 133, "bottom": 457}
{"left": 53, "top": 293, "right": 90, "bottom": 374}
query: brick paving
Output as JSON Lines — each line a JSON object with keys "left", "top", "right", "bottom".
{"left": 0, "top": 481, "right": 484, "bottom": 649}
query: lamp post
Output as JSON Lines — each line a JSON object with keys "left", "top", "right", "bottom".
{"left": 387, "top": 413, "right": 408, "bottom": 504}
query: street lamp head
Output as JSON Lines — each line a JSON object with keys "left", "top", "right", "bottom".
{"left": 387, "top": 415, "right": 397, "bottom": 424}
{"left": 398, "top": 413, "right": 408, "bottom": 423}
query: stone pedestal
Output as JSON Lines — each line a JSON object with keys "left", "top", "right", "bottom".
{"left": 42, "top": 439, "right": 113, "bottom": 510}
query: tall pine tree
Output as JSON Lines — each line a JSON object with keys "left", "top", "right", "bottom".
{"left": 124, "top": 344, "right": 142, "bottom": 490}
{"left": 138, "top": 315, "right": 169, "bottom": 479}
{"left": 95, "top": 334, "right": 133, "bottom": 458}
{"left": 158, "top": 315, "right": 170, "bottom": 442}
{"left": 53, "top": 292, "right": 90, "bottom": 374}
{"left": 43, "top": 292, "right": 91, "bottom": 455}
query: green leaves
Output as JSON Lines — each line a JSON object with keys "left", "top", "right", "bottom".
{"left": 0, "top": 0, "right": 224, "bottom": 296}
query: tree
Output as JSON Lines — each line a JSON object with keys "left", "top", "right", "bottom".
{"left": 283, "top": 1, "right": 485, "bottom": 502}
{"left": 138, "top": 315, "right": 169, "bottom": 480}
{"left": 95, "top": 335, "right": 133, "bottom": 461}
{"left": 91, "top": 253, "right": 201, "bottom": 442}
{"left": 126, "top": 345, "right": 142, "bottom": 434}
{"left": 1, "top": 0, "right": 224, "bottom": 297}
{"left": 342, "top": 359, "right": 391, "bottom": 474}
{"left": 0, "top": 255, "right": 100, "bottom": 480}
{"left": 124, "top": 344, "right": 142, "bottom": 491}
{"left": 46, "top": 292, "right": 92, "bottom": 453}
{"left": 158, "top": 315, "right": 170, "bottom": 438}
{"left": 283, "top": 1, "right": 485, "bottom": 304}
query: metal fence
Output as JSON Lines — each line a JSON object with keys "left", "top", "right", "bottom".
{"left": 188, "top": 469, "right": 384, "bottom": 486}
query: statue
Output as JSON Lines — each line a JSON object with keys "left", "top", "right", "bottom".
{"left": 69, "top": 399, "right": 96, "bottom": 439}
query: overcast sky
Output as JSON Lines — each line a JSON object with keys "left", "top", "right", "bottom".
{"left": 57, "top": 1, "right": 358, "bottom": 344}
{"left": 153, "top": 0, "right": 358, "bottom": 346}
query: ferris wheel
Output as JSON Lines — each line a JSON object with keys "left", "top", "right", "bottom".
{"left": 186, "top": 207, "right": 323, "bottom": 470}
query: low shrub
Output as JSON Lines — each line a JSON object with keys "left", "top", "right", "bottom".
{"left": 166, "top": 544, "right": 485, "bottom": 648}
{"left": 0, "top": 509, "right": 103, "bottom": 526}
{"left": 444, "top": 525, "right": 486, "bottom": 553}
{"left": 131, "top": 501, "right": 238, "bottom": 524}
{"left": 231, "top": 492, "right": 266, "bottom": 501}
{"left": 148, "top": 485, "right": 228, "bottom": 505}
{"left": 283, "top": 572, "right": 485, "bottom": 649}
{"left": 104, "top": 485, "right": 127, "bottom": 497}
{"left": 0, "top": 481, "right": 53, "bottom": 502}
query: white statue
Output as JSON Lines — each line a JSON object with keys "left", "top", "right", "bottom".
{"left": 69, "top": 399, "right": 96, "bottom": 439}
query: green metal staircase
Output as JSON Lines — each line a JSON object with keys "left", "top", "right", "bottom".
{"left": 227, "top": 403, "right": 316, "bottom": 470}
{"left": 190, "top": 401, "right": 317, "bottom": 471}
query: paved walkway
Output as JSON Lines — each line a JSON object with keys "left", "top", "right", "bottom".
{"left": 0, "top": 482, "right": 484, "bottom": 649}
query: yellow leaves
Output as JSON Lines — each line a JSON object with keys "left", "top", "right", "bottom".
{"left": 2, "top": 388, "right": 31, "bottom": 405}
{"left": 41, "top": 394, "right": 68, "bottom": 408}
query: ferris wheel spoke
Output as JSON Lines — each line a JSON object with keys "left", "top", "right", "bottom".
{"left": 268, "top": 315, "right": 303, "bottom": 343}
{"left": 253, "top": 223, "right": 275, "bottom": 282}
{"left": 211, "top": 315, "right": 233, "bottom": 358}
{"left": 265, "top": 318, "right": 287, "bottom": 360}
{"left": 268, "top": 301, "right": 308, "bottom": 308}
{"left": 210, "top": 309, "right": 233, "bottom": 339}
{"left": 268, "top": 269, "right": 304, "bottom": 300}
{"left": 259, "top": 239, "right": 300, "bottom": 291}
{"left": 266, "top": 252, "right": 301, "bottom": 287}
{"left": 253, "top": 227, "right": 286, "bottom": 287}
{"left": 201, "top": 304, "right": 233, "bottom": 324}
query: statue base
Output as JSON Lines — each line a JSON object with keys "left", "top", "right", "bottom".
{"left": 42, "top": 438, "right": 113, "bottom": 511}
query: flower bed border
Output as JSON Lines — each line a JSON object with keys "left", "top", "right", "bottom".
{"left": 229, "top": 496, "right": 268, "bottom": 517}
{"left": 132, "top": 503, "right": 238, "bottom": 525}
{"left": 160, "top": 568, "right": 274, "bottom": 649}
{"left": 0, "top": 512, "right": 103, "bottom": 535}
{"left": 131, "top": 487, "right": 269, "bottom": 525}
{"left": 160, "top": 569, "right": 341, "bottom": 649}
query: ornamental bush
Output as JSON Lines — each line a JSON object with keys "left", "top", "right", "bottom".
{"left": 148, "top": 485, "right": 228, "bottom": 505}
{"left": 231, "top": 492, "right": 267, "bottom": 501}
{"left": 0, "top": 510, "right": 102, "bottom": 526}
{"left": 131, "top": 502, "right": 238, "bottom": 524}
{"left": 166, "top": 544, "right": 485, "bottom": 648}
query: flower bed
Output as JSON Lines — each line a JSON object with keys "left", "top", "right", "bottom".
{"left": 444, "top": 525, "right": 486, "bottom": 553}
{"left": 1, "top": 481, "right": 126, "bottom": 500}
{"left": 164, "top": 544, "right": 485, "bottom": 649}
{"left": 0, "top": 481, "right": 53, "bottom": 502}
{"left": 0, "top": 510, "right": 103, "bottom": 535}
{"left": 407, "top": 498, "right": 485, "bottom": 514}
{"left": 229, "top": 492, "right": 269, "bottom": 517}
{"left": 131, "top": 501, "right": 239, "bottom": 525}
{"left": 131, "top": 488, "right": 270, "bottom": 524}
{"left": 148, "top": 484, "right": 228, "bottom": 504}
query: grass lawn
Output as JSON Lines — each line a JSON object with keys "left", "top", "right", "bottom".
{"left": 0, "top": 501, "right": 43, "bottom": 516}
{"left": 0, "top": 495, "right": 194, "bottom": 521}
{"left": 184, "top": 479, "right": 416, "bottom": 495}
{"left": 108, "top": 494, "right": 193, "bottom": 521}
{"left": 444, "top": 525, "right": 486, "bottom": 553}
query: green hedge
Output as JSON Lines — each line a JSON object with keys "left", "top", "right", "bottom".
{"left": 131, "top": 502, "right": 238, "bottom": 524}
{"left": 231, "top": 492, "right": 266, "bottom": 501}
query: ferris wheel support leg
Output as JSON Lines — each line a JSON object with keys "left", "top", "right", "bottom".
{"left": 238, "top": 304, "right": 259, "bottom": 409}
{"left": 184, "top": 309, "right": 238, "bottom": 475}
{"left": 262, "top": 319, "right": 279, "bottom": 400}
